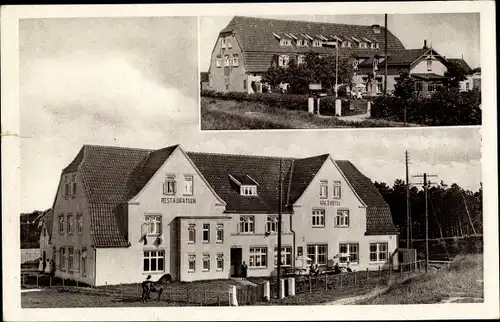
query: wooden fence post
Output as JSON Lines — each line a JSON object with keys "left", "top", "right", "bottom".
{"left": 366, "top": 268, "right": 369, "bottom": 282}
{"left": 217, "top": 295, "right": 220, "bottom": 306}
{"left": 378, "top": 266, "right": 381, "bottom": 279}
{"left": 325, "top": 274, "right": 328, "bottom": 290}
{"left": 401, "top": 263, "right": 403, "bottom": 277}
{"left": 204, "top": 289, "right": 207, "bottom": 305}
{"left": 170, "top": 285, "right": 173, "bottom": 301}
{"left": 309, "top": 276, "right": 312, "bottom": 293}
{"left": 49, "top": 276, "right": 52, "bottom": 287}
{"left": 186, "top": 287, "right": 189, "bottom": 303}
{"left": 389, "top": 264, "right": 392, "bottom": 278}
{"left": 354, "top": 271, "right": 357, "bottom": 286}
{"left": 62, "top": 278, "right": 65, "bottom": 287}
{"left": 36, "top": 275, "right": 39, "bottom": 288}
{"left": 340, "top": 273, "right": 343, "bottom": 288}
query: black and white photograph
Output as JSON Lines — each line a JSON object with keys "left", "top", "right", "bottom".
{"left": 200, "top": 14, "right": 482, "bottom": 130}
{"left": 1, "top": 2, "right": 498, "bottom": 322}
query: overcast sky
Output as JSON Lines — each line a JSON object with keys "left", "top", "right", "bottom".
{"left": 19, "top": 17, "right": 481, "bottom": 213}
{"left": 200, "top": 13, "right": 481, "bottom": 72}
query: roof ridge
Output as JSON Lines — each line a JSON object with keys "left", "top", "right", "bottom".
{"left": 232, "top": 15, "right": 389, "bottom": 29}
{"left": 82, "top": 144, "right": 154, "bottom": 152}
{"left": 186, "top": 150, "right": 296, "bottom": 160}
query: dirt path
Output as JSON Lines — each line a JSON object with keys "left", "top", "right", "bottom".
{"left": 323, "top": 287, "right": 387, "bottom": 305}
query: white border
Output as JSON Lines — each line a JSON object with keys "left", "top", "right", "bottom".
{"left": 2, "top": 2, "right": 498, "bottom": 321}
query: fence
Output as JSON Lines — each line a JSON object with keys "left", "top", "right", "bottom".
{"left": 267, "top": 261, "right": 425, "bottom": 298}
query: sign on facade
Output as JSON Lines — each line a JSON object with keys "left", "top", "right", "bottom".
{"left": 161, "top": 197, "right": 197, "bottom": 204}
{"left": 319, "top": 200, "right": 341, "bottom": 207}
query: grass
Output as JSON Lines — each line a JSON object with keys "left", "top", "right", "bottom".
{"left": 200, "top": 97, "right": 417, "bottom": 130}
{"left": 355, "top": 254, "right": 484, "bottom": 305}
{"left": 22, "top": 278, "right": 240, "bottom": 308}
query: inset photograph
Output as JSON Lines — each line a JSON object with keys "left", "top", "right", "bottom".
{"left": 199, "top": 14, "right": 481, "bottom": 130}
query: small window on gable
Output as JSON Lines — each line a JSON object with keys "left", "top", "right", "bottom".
{"left": 221, "top": 38, "right": 226, "bottom": 48}
{"left": 163, "top": 175, "right": 176, "bottom": 195}
{"left": 333, "top": 180, "right": 342, "bottom": 199}
{"left": 71, "top": 174, "right": 76, "bottom": 196}
{"left": 241, "top": 185, "right": 257, "bottom": 196}
{"left": 224, "top": 55, "right": 230, "bottom": 67}
{"left": 232, "top": 54, "right": 239, "bottom": 67}
{"left": 183, "top": 175, "right": 193, "bottom": 195}
{"left": 427, "top": 58, "right": 432, "bottom": 71}
{"left": 64, "top": 176, "right": 69, "bottom": 197}
{"left": 320, "top": 180, "right": 328, "bottom": 199}
{"left": 376, "top": 43, "right": 380, "bottom": 49}
{"left": 216, "top": 57, "right": 222, "bottom": 68}
{"left": 227, "top": 39, "right": 232, "bottom": 48}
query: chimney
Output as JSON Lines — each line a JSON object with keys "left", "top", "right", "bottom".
{"left": 372, "top": 24, "right": 381, "bottom": 34}
{"left": 423, "top": 39, "right": 428, "bottom": 49}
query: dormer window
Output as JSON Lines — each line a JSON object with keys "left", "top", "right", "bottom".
{"left": 297, "top": 39, "right": 309, "bottom": 47}
{"left": 280, "top": 38, "right": 292, "bottom": 46}
{"left": 241, "top": 185, "right": 257, "bottom": 196}
{"left": 360, "top": 42, "right": 368, "bottom": 49}
{"left": 312, "top": 40, "right": 322, "bottom": 47}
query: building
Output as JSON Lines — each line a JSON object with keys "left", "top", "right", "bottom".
{"left": 207, "top": 16, "right": 479, "bottom": 96}
{"left": 40, "top": 144, "right": 399, "bottom": 286}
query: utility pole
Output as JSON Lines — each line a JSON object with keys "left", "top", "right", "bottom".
{"left": 384, "top": 14, "right": 388, "bottom": 95}
{"left": 413, "top": 173, "right": 437, "bottom": 273}
{"left": 335, "top": 41, "right": 339, "bottom": 98}
{"left": 405, "top": 151, "right": 411, "bottom": 249}
{"left": 276, "top": 159, "right": 283, "bottom": 298}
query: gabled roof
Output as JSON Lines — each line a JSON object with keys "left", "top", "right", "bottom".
{"left": 57, "top": 145, "right": 397, "bottom": 247}
{"left": 446, "top": 58, "right": 473, "bottom": 74}
{"left": 359, "top": 48, "right": 429, "bottom": 67}
{"left": 220, "top": 16, "right": 405, "bottom": 72}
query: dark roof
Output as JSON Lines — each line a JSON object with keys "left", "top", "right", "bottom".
{"left": 186, "top": 152, "right": 295, "bottom": 214}
{"left": 200, "top": 72, "right": 209, "bottom": 82}
{"left": 57, "top": 145, "right": 397, "bottom": 247}
{"left": 221, "top": 16, "right": 405, "bottom": 72}
{"left": 335, "top": 161, "right": 397, "bottom": 235}
{"left": 446, "top": 58, "right": 473, "bottom": 74}
{"left": 411, "top": 73, "right": 449, "bottom": 81}
{"left": 359, "top": 48, "right": 428, "bottom": 67}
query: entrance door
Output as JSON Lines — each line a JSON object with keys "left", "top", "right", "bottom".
{"left": 230, "top": 248, "right": 242, "bottom": 277}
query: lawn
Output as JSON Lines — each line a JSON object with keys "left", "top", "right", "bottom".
{"left": 22, "top": 279, "right": 240, "bottom": 308}
{"left": 200, "top": 97, "right": 416, "bottom": 130}
{"left": 354, "top": 254, "right": 484, "bottom": 305}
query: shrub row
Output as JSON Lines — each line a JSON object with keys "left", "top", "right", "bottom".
{"left": 201, "top": 90, "right": 351, "bottom": 116}
{"left": 371, "top": 89, "right": 481, "bottom": 126}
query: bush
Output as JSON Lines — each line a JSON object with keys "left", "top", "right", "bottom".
{"left": 371, "top": 89, "right": 481, "bottom": 126}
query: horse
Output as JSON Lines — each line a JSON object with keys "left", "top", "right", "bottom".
{"left": 141, "top": 274, "right": 173, "bottom": 303}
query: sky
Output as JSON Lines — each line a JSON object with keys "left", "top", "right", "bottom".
{"left": 199, "top": 13, "right": 481, "bottom": 72}
{"left": 19, "top": 16, "right": 482, "bottom": 213}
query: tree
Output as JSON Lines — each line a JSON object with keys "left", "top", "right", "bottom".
{"left": 444, "top": 60, "right": 467, "bottom": 89}
{"left": 393, "top": 70, "right": 415, "bottom": 100}
{"left": 261, "top": 57, "right": 288, "bottom": 91}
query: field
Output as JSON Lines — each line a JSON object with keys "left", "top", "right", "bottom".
{"left": 354, "top": 254, "right": 484, "bottom": 304}
{"left": 200, "top": 97, "right": 415, "bottom": 130}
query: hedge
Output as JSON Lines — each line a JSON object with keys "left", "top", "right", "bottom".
{"left": 201, "top": 90, "right": 351, "bottom": 116}
{"left": 371, "top": 89, "right": 481, "bottom": 126}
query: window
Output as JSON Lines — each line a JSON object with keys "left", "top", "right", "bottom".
{"left": 43, "top": 228, "right": 46, "bottom": 237}
{"left": 249, "top": 247, "right": 267, "bottom": 268}
{"left": 307, "top": 244, "right": 328, "bottom": 265}
{"left": 369, "top": 242, "right": 388, "bottom": 262}
{"left": 266, "top": 215, "right": 279, "bottom": 233}
{"left": 188, "top": 224, "right": 196, "bottom": 243}
{"left": 216, "top": 224, "right": 224, "bottom": 243}
{"left": 183, "top": 175, "right": 193, "bottom": 195}
{"left": 71, "top": 174, "right": 76, "bottom": 196}
{"left": 232, "top": 54, "right": 239, "bottom": 67}
{"left": 145, "top": 215, "right": 162, "bottom": 236}
{"left": 360, "top": 42, "right": 368, "bottom": 48}
{"left": 59, "top": 247, "right": 65, "bottom": 270}
{"left": 143, "top": 250, "right": 165, "bottom": 272}
{"left": 74, "top": 250, "right": 81, "bottom": 272}
{"left": 415, "top": 81, "right": 423, "bottom": 92}
{"left": 202, "top": 223, "right": 210, "bottom": 243}
{"left": 224, "top": 55, "right": 230, "bottom": 67}
{"left": 240, "top": 185, "right": 257, "bottom": 196}
{"left": 76, "top": 213, "right": 83, "bottom": 233}
{"left": 427, "top": 59, "right": 432, "bottom": 71}
{"left": 59, "top": 215, "right": 64, "bottom": 234}
{"left": 312, "top": 209, "right": 325, "bottom": 228}
{"left": 239, "top": 216, "right": 255, "bottom": 233}
{"left": 64, "top": 176, "right": 69, "bottom": 197}
{"left": 465, "top": 82, "right": 470, "bottom": 91}
{"left": 68, "top": 247, "right": 74, "bottom": 271}
{"left": 347, "top": 41, "right": 352, "bottom": 48}
{"left": 221, "top": 38, "right": 226, "bottom": 48}
{"left": 216, "top": 57, "right": 222, "bottom": 67}
{"left": 297, "top": 246, "right": 303, "bottom": 257}
{"left": 333, "top": 181, "right": 342, "bottom": 199}
{"left": 243, "top": 79, "right": 247, "bottom": 90}
{"left": 67, "top": 214, "right": 74, "bottom": 234}
{"left": 216, "top": 253, "right": 224, "bottom": 271}
{"left": 278, "top": 55, "right": 289, "bottom": 67}
{"left": 274, "top": 246, "right": 292, "bottom": 266}
{"left": 81, "top": 247, "right": 87, "bottom": 275}
{"left": 371, "top": 43, "right": 376, "bottom": 49}
{"left": 298, "top": 55, "right": 305, "bottom": 65}
{"left": 375, "top": 43, "right": 380, "bottom": 49}
{"left": 336, "top": 209, "right": 350, "bottom": 227}
{"left": 373, "top": 59, "right": 379, "bottom": 71}
{"left": 320, "top": 180, "right": 328, "bottom": 199}
{"left": 227, "top": 40, "right": 232, "bottom": 48}
{"left": 163, "top": 175, "right": 176, "bottom": 195}
{"left": 352, "top": 60, "right": 359, "bottom": 71}
{"left": 339, "top": 243, "right": 359, "bottom": 264}
{"left": 342, "top": 41, "right": 347, "bottom": 48}
{"left": 202, "top": 253, "right": 210, "bottom": 271}
{"left": 312, "top": 40, "right": 322, "bottom": 47}
{"left": 188, "top": 253, "right": 196, "bottom": 272}
{"left": 280, "top": 39, "right": 291, "bottom": 46}
{"left": 428, "top": 83, "right": 436, "bottom": 92}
